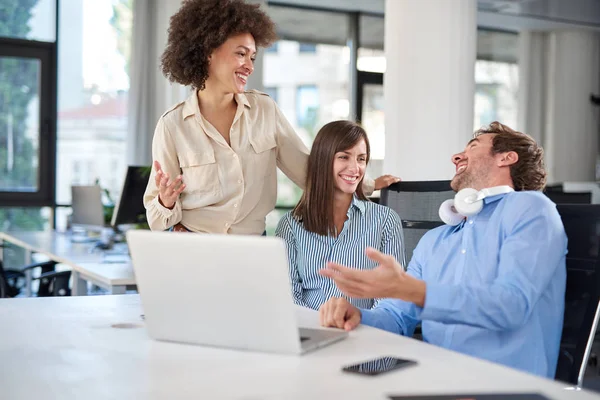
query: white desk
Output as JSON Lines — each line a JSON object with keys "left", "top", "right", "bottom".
{"left": 2, "top": 295, "right": 599, "bottom": 400}
{"left": 0, "top": 231, "right": 135, "bottom": 296}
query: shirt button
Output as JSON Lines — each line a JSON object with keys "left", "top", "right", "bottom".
{"left": 233, "top": 204, "right": 238, "bottom": 208}
{"left": 233, "top": 154, "right": 237, "bottom": 158}
{"left": 461, "top": 249, "right": 466, "bottom": 254}
{"left": 468, "top": 220, "right": 474, "bottom": 225}
{"left": 238, "top": 180, "right": 242, "bottom": 184}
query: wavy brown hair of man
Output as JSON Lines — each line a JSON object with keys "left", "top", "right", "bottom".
{"left": 474, "top": 121, "right": 547, "bottom": 191}
{"left": 160, "top": 0, "right": 277, "bottom": 90}
{"left": 293, "top": 120, "right": 371, "bottom": 236}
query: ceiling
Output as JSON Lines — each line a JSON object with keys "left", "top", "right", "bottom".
{"left": 478, "top": 0, "right": 600, "bottom": 28}
{"left": 268, "top": 3, "right": 519, "bottom": 62}
{"left": 268, "top": 0, "right": 600, "bottom": 30}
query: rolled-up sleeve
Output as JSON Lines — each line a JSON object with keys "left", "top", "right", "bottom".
{"left": 144, "top": 118, "right": 183, "bottom": 231}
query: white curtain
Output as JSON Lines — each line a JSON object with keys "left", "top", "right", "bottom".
{"left": 518, "top": 30, "right": 600, "bottom": 183}
{"left": 517, "top": 31, "right": 548, "bottom": 146}
{"left": 127, "top": 0, "right": 189, "bottom": 166}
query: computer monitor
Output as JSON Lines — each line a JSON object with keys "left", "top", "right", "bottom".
{"left": 111, "top": 166, "right": 150, "bottom": 227}
{"left": 71, "top": 185, "right": 105, "bottom": 230}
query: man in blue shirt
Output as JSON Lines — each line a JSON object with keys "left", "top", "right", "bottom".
{"left": 319, "top": 121, "right": 567, "bottom": 378}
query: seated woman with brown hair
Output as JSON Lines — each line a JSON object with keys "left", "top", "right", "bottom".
{"left": 276, "top": 120, "right": 405, "bottom": 310}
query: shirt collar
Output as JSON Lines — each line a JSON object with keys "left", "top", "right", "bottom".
{"left": 451, "top": 192, "right": 511, "bottom": 233}
{"left": 348, "top": 195, "right": 366, "bottom": 216}
{"left": 483, "top": 191, "right": 512, "bottom": 205}
{"left": 235, "top": 92, "right": 251, "bottom": 109}
{"left": 182, "top": 90, "right": 199, "bottom": 119}
{"left": 182, "top": 90, "right": 251, "bottom": 120}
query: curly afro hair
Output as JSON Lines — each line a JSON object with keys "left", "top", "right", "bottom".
{"left": 161, "top": 0, "right": 277, "bottom": 90}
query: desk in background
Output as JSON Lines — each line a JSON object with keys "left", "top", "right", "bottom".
{"left": 0, "top": 231, "right": 135, "bottom": 296}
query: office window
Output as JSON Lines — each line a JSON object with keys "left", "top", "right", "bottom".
{"left": 298, "top": 43, "right": 316, "bottom": 53}
{"left": 360, "top": 83, "right": 385, "bottom": 160}
{"left": 264, "top": 5, "right": 351, "bottom": 233}
{"left": 267, "top": 5, "right": 349, "bottom": 47}
{"left": 264, "top": 38, "right": 349, "bottom": 232}
{"left": 0, "top": 207, "right": 50, "bottom": 232}
{"left": 264, "top": 86, "right": 278, "bottom": 104}
{"left": 0, "top": 207, "right": 52, "bottom": 272}
{"left": 0, "top": 0, "right": 56, "bottom": 209}
{"left": 265, "top": 42, "right": 278, "bottom": 53}
{"left": 474, "top": 30, "right": 518, "bottom": 129}
{"left": 0, "top": 0, "right": 57, "bottom": 42}
{"left": 0, "top": 56, "right": 41, "bottom": 193}
{"left": 296, "top": 85, "right": 319, "bottom": 131}
{"left": 358, "top": 15, "right": 385, "bottom": 73}
{"left": 474, "top": 61, "right": 518, "bottom": 130}
{"left": 357, "top": 25, "right": 519, "bottom": 156}
{"left": 56, "top": 0, "right": 132, "bottom": 205}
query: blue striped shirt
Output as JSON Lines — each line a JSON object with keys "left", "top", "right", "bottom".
{"left": 275, "top": 197, "right": 404, "bottom": 311}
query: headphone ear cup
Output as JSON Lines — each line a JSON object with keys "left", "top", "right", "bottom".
{"left": 454, "top": 188, "right": 483, "bottom": 217}
{"left": 439, "top": 199, "right": 465, "bottom": 226}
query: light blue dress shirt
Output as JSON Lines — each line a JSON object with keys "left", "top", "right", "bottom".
{"left": 276, "top": 196, "right": 404, "bottom": 311}
{"left": 361, "top": 191, "right": 567, "bottom": 378}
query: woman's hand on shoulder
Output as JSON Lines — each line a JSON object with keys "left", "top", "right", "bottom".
{"left": 374, "top": 175, "right": 401, "bottom": 190}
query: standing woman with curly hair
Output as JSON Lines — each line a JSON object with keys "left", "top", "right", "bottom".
{"left": 143, "top": 0, "right": 399, "bottom": 235}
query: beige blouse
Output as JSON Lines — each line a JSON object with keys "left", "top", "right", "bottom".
{"left": 144, "top": 89, "right": 374, "bottom": 235}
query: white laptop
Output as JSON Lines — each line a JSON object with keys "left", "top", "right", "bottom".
{"left": 126, "top": 230, "right": 348, "bottom": 354}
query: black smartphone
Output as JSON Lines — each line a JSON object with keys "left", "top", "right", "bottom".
{"left": 342, "top": 356, "right": 417, "bottom": 376}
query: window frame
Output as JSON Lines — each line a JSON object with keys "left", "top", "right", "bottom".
{"left": 0, "top": 37, "right": 58, "bottom": 208}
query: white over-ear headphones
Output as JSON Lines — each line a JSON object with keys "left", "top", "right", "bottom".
{"left": 439, "top": 186, "right": 514, "bottom": 226}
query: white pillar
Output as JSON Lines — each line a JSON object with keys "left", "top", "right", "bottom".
{"left": 545, "top": 30, "right": 600, "bottom": 183}
{"left": 383, "top": 0, "right": 476, "bottom": 180}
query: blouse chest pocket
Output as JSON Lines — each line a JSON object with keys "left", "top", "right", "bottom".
{"left": 248, "top": 135, "right": 277, "bottom": 178}
{"left": 178, "top": 152, "right": 220, "bottom": 194}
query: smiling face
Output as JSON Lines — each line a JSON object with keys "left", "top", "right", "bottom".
{"left": 332, "top": 139, "right": 368, "bottom": 196}
{"left": 206, "top": 32, "right": 256, "bottom": 94}
{"left": 450, "top": 134, "right": 499, "bottom": 191}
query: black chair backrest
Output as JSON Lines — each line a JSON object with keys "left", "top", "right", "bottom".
{"left": 380, "top": 181, "right": 455, "bottom": 266}
{"left": 545, "top": 190, "right": 592, "bottom": 205}
{"left": 555, "top": 204, "right": 600, "bottom": 385}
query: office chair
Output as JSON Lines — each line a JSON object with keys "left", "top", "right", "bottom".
{"left": 545, "top": 191, "right": 592, "bottom": 205}
{"left": 554, "top": 204, "right": 600, "bottom": 389}
{"left": 380, "top": 180, "right": 454, "bottom": 266}
{"left": 0, "top": 243, "right": 70, "bottom": 298}
{"left": 544, "top": 183, "right": 593, "bottom": 204}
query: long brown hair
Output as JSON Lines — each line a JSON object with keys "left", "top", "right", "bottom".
{"left": 293, "top": 120, "right": 370, "bottom": 236}
{"left": 474, "top": 121, "right": 547, "bottom": 191}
